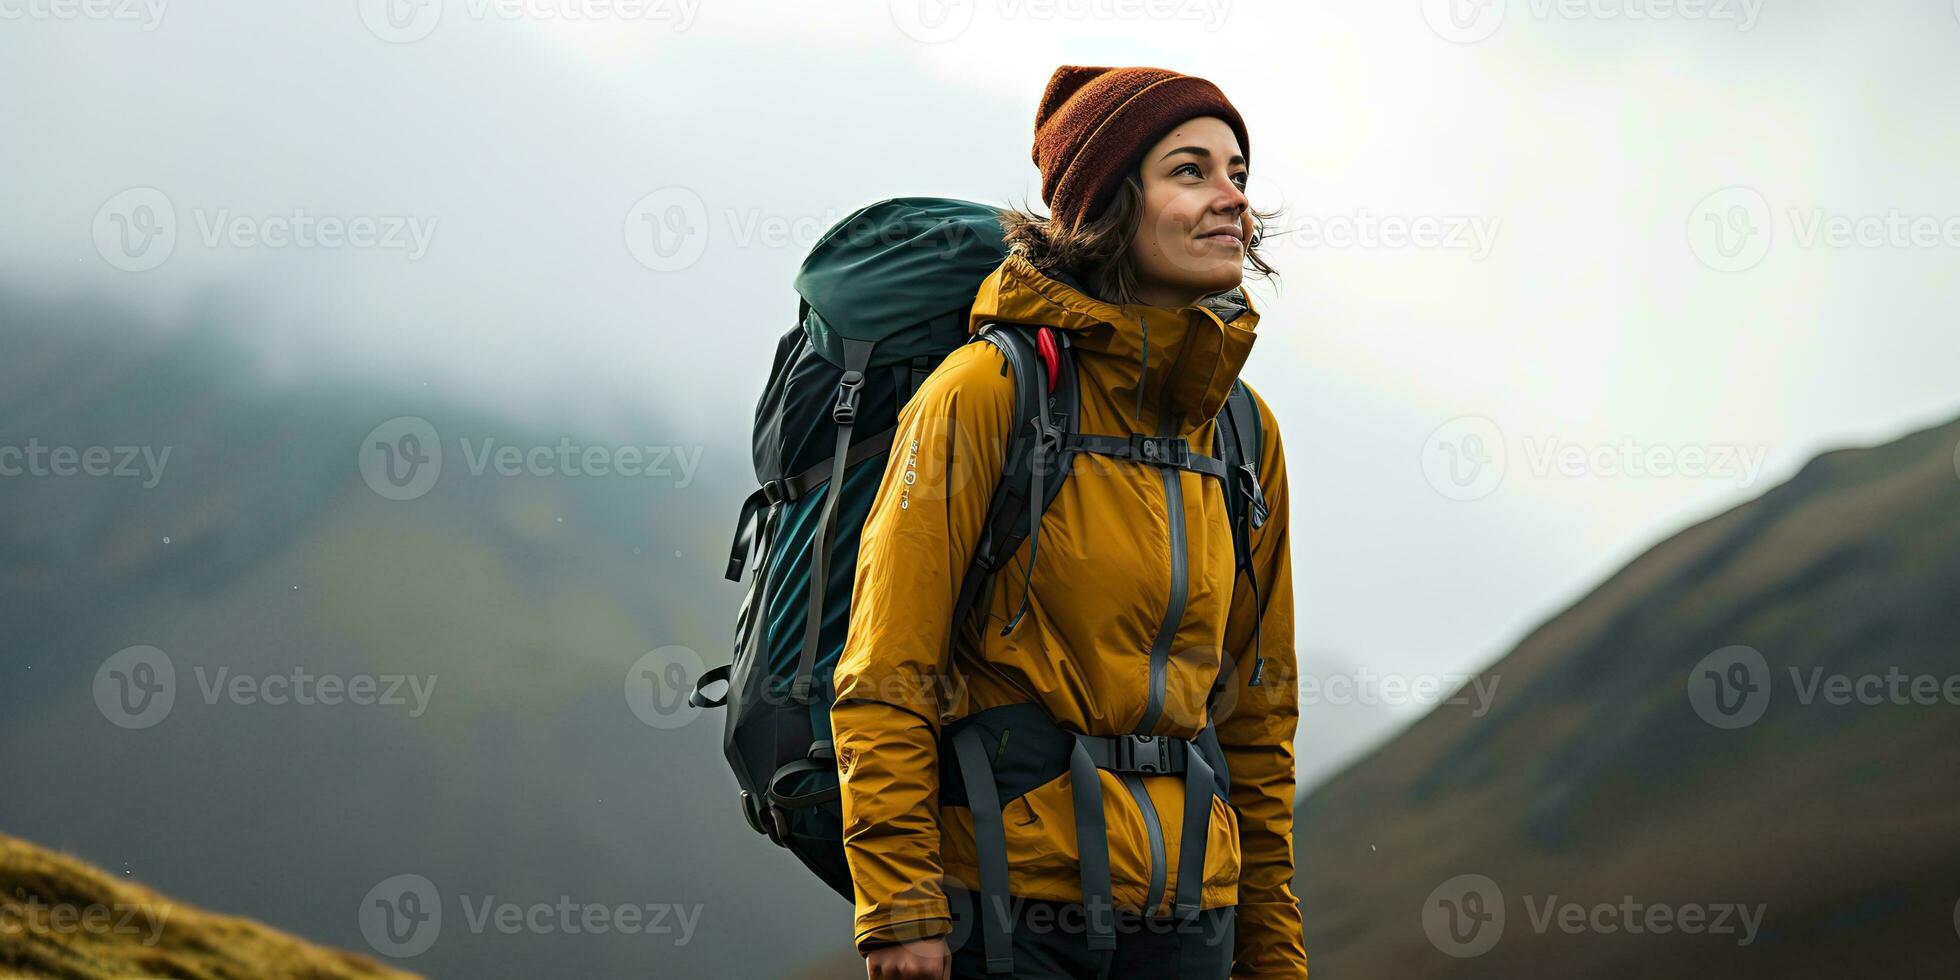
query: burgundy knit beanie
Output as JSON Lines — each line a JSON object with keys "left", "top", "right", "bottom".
{"left": 1032, "top": 65, "right": 1251, "bottom": 231}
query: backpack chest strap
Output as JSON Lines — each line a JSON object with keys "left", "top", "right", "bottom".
{"left": 1061, "top": 432, "right": 1231, "bottom": 482}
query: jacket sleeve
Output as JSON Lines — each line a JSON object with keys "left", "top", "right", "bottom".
{"left": 1214, "top": 384, "right": 1309, "bottom": 978}
{"left": 829, "top": 343, "right": 1014, "bottom": 953}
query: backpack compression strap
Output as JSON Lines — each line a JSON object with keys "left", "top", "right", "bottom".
{"left": 791, "top": 336, "right": 876, "bottom": 704}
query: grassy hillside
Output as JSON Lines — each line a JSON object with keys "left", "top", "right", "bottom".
{"left": 1295, "top": 416, "right": 1960, "bottom": 976}
{"left": 0, "top": 832, "right": 416, "bottom": 979}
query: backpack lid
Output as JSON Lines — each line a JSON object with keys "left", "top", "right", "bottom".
{"left": 794, "top": 197, "right": 1007, "bottom": 367}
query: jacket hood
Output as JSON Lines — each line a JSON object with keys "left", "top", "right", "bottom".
{"left": 966, "top": 253, "right": 1261, "bottom": 434}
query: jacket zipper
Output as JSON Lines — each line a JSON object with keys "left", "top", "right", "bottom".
{"left": 1121, "top": 773, "right": 1169, "bottom": 915}
{"left": 1136, "top": 407, "right": 1188, "bottom": 734}
{"left": 1125, "top": 384, "right": 1189, "bottom": 917}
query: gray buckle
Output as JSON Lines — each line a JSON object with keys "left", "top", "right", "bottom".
{"left": 1129, "top": 435, "right": 1190, "bottom": 469}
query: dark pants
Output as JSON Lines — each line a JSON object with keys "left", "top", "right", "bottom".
{"left": 945, "top": 887, "right": 1236, "bottom": 980}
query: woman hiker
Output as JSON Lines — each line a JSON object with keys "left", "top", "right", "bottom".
{"left": 832, "top": 65, "right": 1308, "bottom": 980}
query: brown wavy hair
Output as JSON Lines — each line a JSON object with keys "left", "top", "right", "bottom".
{"left": 997, "top": 175, "right": 1281, "bottom": 307}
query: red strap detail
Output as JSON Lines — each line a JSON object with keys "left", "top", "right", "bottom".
{"left": 1035, "top": 326, "right": 1061, "bottom": 391}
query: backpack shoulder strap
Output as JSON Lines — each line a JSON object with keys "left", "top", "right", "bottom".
{"left": 1220, "top": 380, "right": 1268, "bottom": 530}
{"left": 950, "top": 323, "right": 1079, "bottom": 650}
{"left": 1213, "top": 379, "right": 1270, "bottom": 690}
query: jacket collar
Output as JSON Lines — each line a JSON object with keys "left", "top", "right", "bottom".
{"left": 967, "top": 253, "right": 1260, "bottom": 434}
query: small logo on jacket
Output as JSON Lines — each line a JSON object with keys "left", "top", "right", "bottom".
{"left": 899, "top": 438, "right": 920, "bottom": 510}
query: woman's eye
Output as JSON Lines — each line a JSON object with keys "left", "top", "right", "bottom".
{"left": 1174, "top": 163, "right": 1202, "bottom": 178}
{"left": 1232, "top": 172, "right": 1249, "bottom": 189}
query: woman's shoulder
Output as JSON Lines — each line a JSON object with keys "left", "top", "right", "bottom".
{"left": 907, "top": 338, "right": 1018, "bottom": 418}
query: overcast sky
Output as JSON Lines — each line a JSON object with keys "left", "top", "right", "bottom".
{"left": 6, "top": 0, "right": 1958, "bottom": 777}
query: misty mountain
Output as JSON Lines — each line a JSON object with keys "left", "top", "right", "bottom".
{"left": 1296, "top": 414, "right": 1960, "bottom": 976}
{"left": 0, "top": 284, "right": 856, "bottom": 977}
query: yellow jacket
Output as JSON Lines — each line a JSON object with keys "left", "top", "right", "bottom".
{"left": 830, "top": 252, "right": 1307, "bottom": 977}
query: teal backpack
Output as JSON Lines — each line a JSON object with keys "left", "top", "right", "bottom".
{"left": 690, "top": 198, "right": 1269, "bottom": 931}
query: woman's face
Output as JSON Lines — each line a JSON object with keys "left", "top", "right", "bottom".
{"left": 1126, "top": 115, "right": 1251, "bottom": 308}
